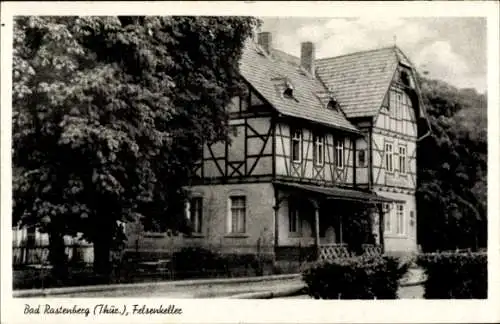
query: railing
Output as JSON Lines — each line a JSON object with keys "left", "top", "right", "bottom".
{"left": 362, "top": 244, "right": 382, "bottom": 256}
{"left": 276, "top": 243, "right": 384, "bottom": 262}
{"left": 318, "top": 243, "right": 351, "bottom": 260}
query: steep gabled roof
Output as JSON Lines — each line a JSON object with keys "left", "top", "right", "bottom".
{"left": 271, "top": 48, "right": 301, "bottom": 66}
{"left": 315, "top": 46, "right": 400, "bottom": 118}
{"left": 239, "top": 42, "right": 359, "bottom": 134}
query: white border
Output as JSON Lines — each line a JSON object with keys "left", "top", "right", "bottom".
{"left": 1, "top": 1, "right": 499, "bottom": 324}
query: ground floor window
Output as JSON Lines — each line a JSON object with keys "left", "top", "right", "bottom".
{"left": 289, "top": 202, "right": 301, "bottom": 233}
{"left": 384, "top": 203, "right": 392, "bottom": 233}
{"left": 229, "top": 196, "right": 246, "bottom": 233}
{"left": 396, "top": 203, "right": 405, "bottom": 235}
{"left": 189, "top": 197, "right": 203, "bottom": 233}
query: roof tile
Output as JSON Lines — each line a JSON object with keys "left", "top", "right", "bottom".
{"left": 240, "top": 42, "right": 408, "bottom": 125}
{"left": 240, "top": 43, "right": 359, "bottom": 133}
{"left": 315, "top": 47, "right": 399, "bottom": 118}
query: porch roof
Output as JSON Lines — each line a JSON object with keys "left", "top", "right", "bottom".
{"left": 272, "top": 181, "right": 397, "bottom": 204}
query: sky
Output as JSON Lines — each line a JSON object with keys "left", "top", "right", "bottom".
{"left": 260, "top": 17, "right": 487, "bottom": 93}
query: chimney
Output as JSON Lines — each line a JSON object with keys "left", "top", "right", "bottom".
{"left": 258, "top": 32, "right": 272, "bottom": 54}
{"left": 301, "top": 41, "right": 315, "bottom": 78}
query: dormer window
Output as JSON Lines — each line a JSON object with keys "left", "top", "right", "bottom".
{"left": 327, "top": 98, "right": 338, "bottom": 111}
{"left": 271, "top": 76, "right": 297, "bottom": 101}
{"left": 283, "top": 80, "right": 294, "bottom": 98}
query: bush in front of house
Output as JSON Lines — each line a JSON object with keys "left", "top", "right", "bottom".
{"left": 172, "top": 247, "right": 225, "bottom": 279}
{"left": 223, "top": 253, "right": 274, "bottom": 277}
{"left": 417, "top": 252, "right": 487, "bottom": 299}
{"left": 302, "top": 255, "right": 410, "bottom": 299}
{"left": 171, "top": 247, "right": 274, "bottom": 279}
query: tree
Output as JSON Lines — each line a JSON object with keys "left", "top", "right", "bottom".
{"left": 12, "top": 16, "right": 259, "bottom": 279}
{"left": 416, "top": 76, "right": 487, "bottom": 252}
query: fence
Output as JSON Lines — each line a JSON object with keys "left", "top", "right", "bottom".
{"left": 13, "top": 242, "right": 279, "bottom": 290}
{"left": 12, "top": 227, "right": 94, "bottom": 267}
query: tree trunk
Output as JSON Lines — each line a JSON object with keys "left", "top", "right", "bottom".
{"left": 48, "top": 229, "right": 68, "bottom": 283}
{"left": 93, "top": 223, "right": 113, "bottom": 282}
{"left": 94, "top": 232, "right": 112, "bottom": 281}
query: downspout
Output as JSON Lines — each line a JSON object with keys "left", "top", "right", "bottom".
{"left": 413, "top": 69, "right": 433, "bottom": 143}
{"left": 416, "top": 115, "right": 432, "bottom": 142}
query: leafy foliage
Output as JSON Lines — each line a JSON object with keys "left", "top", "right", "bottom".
{"left": 302, "top": 256, "right": 409, "bottom": 299}
{"left": 12, "top": 16, "right": 259, "bottom": 275}
{"left": 417, "top": 252, "right": 487, "bottom": 299}
{"left": 339, "top": 202, "right": 377, "bottom": 254}
{"left": 417, "top": 77, "right": 487, "bottom": 252}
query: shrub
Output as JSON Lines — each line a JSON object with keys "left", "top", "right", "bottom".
{"left": 172, "top": 247, "right": 274, "bottom": 279}
{"left": 302, "top": 255, "right": 409, "bottom": 299}
{"left": 172, "top": 247, "right": 225, "bottom": 279}
{"left": 273, "top": 260, "right": 304, "bottom": 275}
{"left": 417, "top": 252, "right": 487, "bottom": 299}
{"left": 223, "top": 253, "right": 274, "bottom": 277}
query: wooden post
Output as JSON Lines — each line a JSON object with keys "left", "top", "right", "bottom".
{"left": 273, "top": 195, "right": 280, "bottom": 249}
{"left": 339, "top": 214, "right": 343, "bottom": 244}
{"left": 314, "top": 202, "right": 320, "bottom": 260}
{"left": 378, "top": 204, "right": 385, "bottom": 254}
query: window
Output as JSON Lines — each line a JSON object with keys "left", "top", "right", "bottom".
{"left": 189, "top": 197, "right": 203, "bottom": 233}
{"left": 334, "top": 139, "right": 344, "bottom": 169}
{"left": 283, "top": 80, "right": 294, "bottom": 98}
{"left": 327, "top": 99, "right": 338, "bottom": 111}
{"left": 389, "top": 92, "right": 395, "bottom": 119}
{"left": 358, "top": 149, "right": 366, "bottom": 167}
{"left": 240, "top": 94, "right": 248, "bottom": 111}
{"left": 289, "top": 203, "right": 300, "bottom": 233}
{"left": 402, "top": 94, "right": 407, "bottom": 120}
{"left": 385, "top": 143, "right": 393, "bottom": 172}
{"left": 390, "top": 89, "right": 403, "bottom": 121}
{"left": 396, "top": 203, "right": 405, "bottom": 235}
{"left": 398, "top": 145, "right": 407, "bottom": 174}
{"left": 229, "top": 196, "right": 246, "bottom": 233}
{"left": 384, "top": 203, "right": 392, "bottom": 233}
{"left": 283, "top": 87, "right": 293, "bottom": 98}
{"left": 291, "top": 128, "right": 302, "bottom": 163}
{"left": 396, "top": 92, "right": 402, "bottom": 120}
{"left": 400, "top": 70, "right": 410, "bottom": 87}
{"left": 313, "top": 134, "right": 324, "bottom": 166}
{"left": 231, "top": 125, "right": 239, "bottom": 137}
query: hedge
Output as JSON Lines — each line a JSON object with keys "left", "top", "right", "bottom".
{"left": 302, "top": 255, "right": 409, "bottom": 299}
{"left": 171, "top": 247, "right": 274, "bottom": 279}
{"left": 417, "top": 252, "right": 487, "bottom": 299}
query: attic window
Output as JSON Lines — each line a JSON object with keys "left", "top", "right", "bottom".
{"left": 327, "top": 98, "right": 339, "bottom": 111}
{"left": 284, "top": 87, "right": 293, "bottom": 98}
{"left": 283, "top": 80, "right": 294, "bottom": 99}
{"left": 400, "top": 70, "right": 410, "bottom": 87}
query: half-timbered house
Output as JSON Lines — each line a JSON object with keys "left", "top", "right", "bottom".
{"left": 186, "top": 32, "right": 427, "bottom": 259}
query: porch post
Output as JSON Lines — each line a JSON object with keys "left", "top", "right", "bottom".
{"left": 312, "top": 200, "right": 320, "bottom": 260}
{"left": 273, "top": 204, "right": 279, "bottom": 248}
{"left": 378, "top": 204, "right": 385, "bottom": 254}
{"left": 273, "top": 191, "right": 282, "bottom": 249}
{"left": 339, "top": 214, "right": 343, "bottom": 244}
